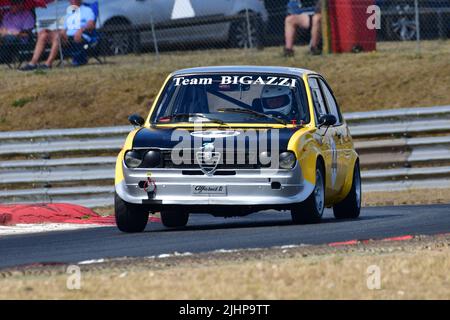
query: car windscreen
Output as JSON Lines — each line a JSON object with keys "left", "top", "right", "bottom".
{"left": 150, "top": 74, "right": 310, "bottom": 125}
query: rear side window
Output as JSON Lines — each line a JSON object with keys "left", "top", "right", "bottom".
{"left": 319, "top": 79, "right": 342, "bottom": 124}
{"left": 308, "top": 78, "right": 327, "bottom": 121}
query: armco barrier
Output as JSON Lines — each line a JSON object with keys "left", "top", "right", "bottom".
{"left": 1, "top": 105, "right": 449, "bottom": 208}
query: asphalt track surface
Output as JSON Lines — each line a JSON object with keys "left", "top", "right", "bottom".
{"left": 0, "top": 204, "right": 449, "bottom": 269}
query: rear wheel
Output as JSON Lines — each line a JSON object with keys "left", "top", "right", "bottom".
{"left": 229, "top": 14, "right": 264, "bottom": 49}
{"left": 333, "top": 162, "right": 361, "bottom": 219}
{"left": 384, "top": 3, "right": 417, "bottom": 41}
{"left": 291, "top": 164, "right": 325, "bottom": 224}
{"left": 161, "top": 210, "right": 189, "bottom": 228}
{"left": 103, "top": 20, "right": 134, "bottom": 55}
{"left": 115, "top": 193, "right": 149, "bottom": 233}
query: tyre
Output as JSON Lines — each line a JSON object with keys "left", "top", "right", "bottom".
{"left": 103, "top": 21, "right": 134, "bottom": 55}
{"left": 115, "top": 193, "right": 149, "bottom": 233}
{"left": 384, "top": 3, "right": 417, "bottom": 41}
{"left": 291, "top": 163, "right": 325, "bottom": 224}
{"left": 160, "top": 210, "right": 189, "bottom": 228}
{"left": 333, "top": 162, "right": 362, "bottom": 219}
{"left": 229, "top": 14, "right": 264, "bottom": 49}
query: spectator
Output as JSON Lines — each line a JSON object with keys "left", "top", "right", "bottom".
{"left": 20, "top": 0, "right": 95, "bottom": 71}
{"left": 0, "top": 0, "right": 35, "bottom": 63}
{"left": 284, "top": 0, "right": 322, "bottom": 57}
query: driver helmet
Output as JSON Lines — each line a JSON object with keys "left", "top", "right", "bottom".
{"left": 261, "top": 85, "right": 293, "bottom": 115}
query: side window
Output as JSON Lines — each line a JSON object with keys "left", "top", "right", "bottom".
{"left": 292, "top": 80, "right": 310, "bottom": 123}
{"left": 308, "top": 78, "right": 327, "bottom": 120}
{"left": 319, "top": 79, "right": 342, "bottom": 124}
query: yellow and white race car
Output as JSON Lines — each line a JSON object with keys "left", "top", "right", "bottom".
{"left": 115, "top": 66, "right": 361, "bottom": 232}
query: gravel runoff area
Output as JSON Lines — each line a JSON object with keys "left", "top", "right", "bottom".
{"left": 0, "top": 233, "right": 448, "bottom": 299}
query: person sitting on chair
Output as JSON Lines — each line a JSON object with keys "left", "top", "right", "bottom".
{"left": 283, "top": 0, "right": 322, "bottom": 57}
{"left": 20, "top": 0, "right": 95, "bottom": 71}
{"left": 0, "top": 0, "right": 35, "bottom": 63}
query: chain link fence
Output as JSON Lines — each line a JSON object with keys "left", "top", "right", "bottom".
{"left": 0, "top": 0, "right": 449, "bottom": 68}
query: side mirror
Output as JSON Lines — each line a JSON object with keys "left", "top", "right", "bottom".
{"left": 128, "top": 114, "right": 145, "bottom": 127}
{"left": 318, "top": 114, "right": 337, "bottom": 128}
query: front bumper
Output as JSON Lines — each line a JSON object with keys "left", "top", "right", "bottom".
{"left": 116, "top": 162, "right": 314, "bottom": 206}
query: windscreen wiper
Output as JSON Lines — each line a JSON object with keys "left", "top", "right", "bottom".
{"left": 158, "top": 113, "right": 227, "bottom": 126}
{"left": 217, "top": 108, "right": 288, "bottom": 125}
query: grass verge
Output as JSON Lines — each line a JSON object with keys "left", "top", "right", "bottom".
{"left": 0, "top": 234, "right": 448, "bottom": 299}
{"left": 362, "top": 188, "right": 450, "bottom": 207}
{"left": 0, "top": 41, "right": 449, "bottom": 131}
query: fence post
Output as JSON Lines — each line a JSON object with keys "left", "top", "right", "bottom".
{"left": 414, "top": 0, "right": 421, "bottom": 56}
{"left": 149, "top": 0, "right": 160, "bottom": 61}
{"left": 321, "top": 0, "right": 331, "bottom": 54}
{"left": 55, "top": 0, "right": 65, "bottom": 67}
{"left": 245, "top": 0, "right": 253, "bottom": 49}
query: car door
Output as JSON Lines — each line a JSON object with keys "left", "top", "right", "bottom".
{"left": 122, "top": 0, "right": 171, "bottom": 25}
{"left": 318, "top": 77, "right": 349, "bottom": 193}
{"left": 132, "top": 0, "right": 173, "bottom": 45}
{"left": 308, "top": 77, "right": 339, "bottom": 198}
{"left": 190, "top": 0, "right": 233, "bottom": 17}
{"left": 174, "top": 0, "right": 233, "bottom": 43}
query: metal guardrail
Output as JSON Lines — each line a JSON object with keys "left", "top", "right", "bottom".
{"left": 344, "top": 105, "right": 450, "bottom": 122}
{"left": 1, "top": 105, "right": 449, "bottom": 208}
{"left": 0, "top": 126, "right": 132, "bottom": 141}
{"left": 0, "top": 137, "right": 123, "bottom": 155}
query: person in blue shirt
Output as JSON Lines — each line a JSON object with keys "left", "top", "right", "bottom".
{"left": 21, "top": 0, "right": 95, "bottom": 71}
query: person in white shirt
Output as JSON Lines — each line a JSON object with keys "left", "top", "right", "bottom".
{"left": 21, "top": 0, "right": 95, "bottom": 71}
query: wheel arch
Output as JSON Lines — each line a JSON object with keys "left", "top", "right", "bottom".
{"left": 316, "top": 155, "right": 326, "bottom": 174}
{"left": 230, "top": 0, "right": 268, "bottom": 22}
{"left": 315, "top": 154, "right": 326, "bottom": 187}
{"left": 287, "top": 127, "right": 323, "bottom": 187}
{"left": 102, "top": 16, "right": 133, "bottom": 28}
{"left": 227, "top": 9, "right": 264, "bottom": 45}
{"left": 335, "top": 153, "right": 360, "bottom": 204}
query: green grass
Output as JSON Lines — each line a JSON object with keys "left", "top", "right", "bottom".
{"left": 11, "top": 97, "right": 34, "bottom": 108}
{"left": 0, "top": 40, "right": 449, "bottom": 131}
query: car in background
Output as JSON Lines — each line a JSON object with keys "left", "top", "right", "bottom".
{"left": 35, "top": 0, "right": 269, "bottom": 55}
{"left": 377, "top": 0, "right": 450, "bottom": 41}
{"left": 264, "top": 0, "right": 449, "bottom": 45}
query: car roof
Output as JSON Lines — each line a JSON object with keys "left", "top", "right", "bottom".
{"left": 172, "top": 66, "right": 316, "bottom": 77}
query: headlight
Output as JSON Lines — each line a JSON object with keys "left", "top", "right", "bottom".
{"left": 259, "top": 151, "right": 271, "bottom": 166}
{"left": 279, "top": 151, "right": 296, "bottom": 169}
{"left": 124, "top": 150, "right": 143, "bottom": 168}
{"left": 143, "top": 150, "right": 162, "bottom": 168}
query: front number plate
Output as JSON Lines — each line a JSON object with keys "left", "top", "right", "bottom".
{"left": 192, "top": 185, "right": 227, "bottom": 195}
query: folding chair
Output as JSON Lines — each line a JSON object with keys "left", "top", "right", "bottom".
{"left": 61, "top": 1, "right": 105, "bottom": 66}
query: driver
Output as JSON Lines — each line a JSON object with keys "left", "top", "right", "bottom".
{"left": 261, "top": 85, "right": 293, "bottom": 116}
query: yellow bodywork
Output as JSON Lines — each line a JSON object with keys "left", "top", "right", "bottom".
{"left": 114, "top": 128, "right": 140, "bottom": 185}
{"left": 115, "top": 71, "right": 359, "bottom": 207}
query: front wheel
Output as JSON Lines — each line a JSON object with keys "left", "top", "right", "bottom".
{"left": 385, "top": 15, "right": 417, "bottom": 41}
{"left": 291, "top": 164, "right": 325, "bottom": 224}
{"left": 160, "top": 210, "right": 189, "bottom": 228}
{"left": 115, "top": 193, "right": 149, "bottom": 233}
{"left": 333, "top": 162, "right": 362, "bottom": 219}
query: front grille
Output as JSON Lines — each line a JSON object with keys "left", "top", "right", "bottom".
{"left": 182, "top": 170, "right": 236, "bottom": 176}
{"left": 161, "top": 150, "right": 262, "bottom": 169}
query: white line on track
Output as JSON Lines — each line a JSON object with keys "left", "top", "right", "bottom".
{"left": 0, "top": 223, "right": 109, "bottom": 237}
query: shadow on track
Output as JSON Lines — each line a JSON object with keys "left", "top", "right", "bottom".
{"left": 141, "top": 210, "right": 402, "bottom": 234}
